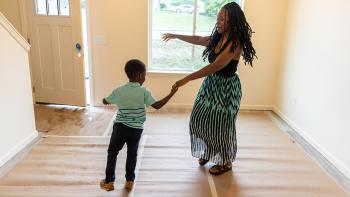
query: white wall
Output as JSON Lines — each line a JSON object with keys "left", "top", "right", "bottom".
{"left": 275, "top": 0, "right": 350, "bottom": 178}
{"left": 87, "top": 0, "right": 287, "bottom": 109}
{"left": 0, "top": 13, "right": 37, "bottom": 167}
{"left": 241, "top": 0, "right": 288, "bottom": 109}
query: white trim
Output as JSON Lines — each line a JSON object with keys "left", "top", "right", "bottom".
{"left": 94, "top": 101, "right": 104, "bottom": 107}
{"left": 156, "top": 103, "right": 193, "bottom": 110}
{"left": 240, "top": 104, "right": 273, "bottom": 110}
{"left": 151, "top": 104, "right": 273, "bottom": 113}
{"left": 85, "top": 0, "right": 95, "bottom": 107}
{"left": 152, "top": 104, "right": 273, "bottom": 111}
{"left": 0, "top": 12, "right": 30, "bottom": 51}
{"left": 94, "top": 102, "right": 273, "bottom": 111}
{"left": 86, "top": 0, "right": 95, "bottom": 107}
{"left": 147, "top": 70, "right": 192, "bottom": 77}
{"left": 146, "top": 103, "right": 193, "bottom": 113}
{"left": 95, "top": 103, "right": 274, "bottom": 111}
{"left": 272, "top": 106, "right": 350, "bottom": 180}
{"left": 241, "top": 0, "right": 246, "bottom": 10}
{"left": 0, "top": 131, "right": 38, "bottom": 167}
{"left": 147, "top": 0, "right": 152, "bottom": 71}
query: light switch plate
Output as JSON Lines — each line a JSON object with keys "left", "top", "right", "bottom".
{"left": 95, "top": 36, "right": 106, "bottom": 45}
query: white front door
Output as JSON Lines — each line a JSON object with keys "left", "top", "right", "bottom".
{"left": 27, "top": 0, "right": 85, "bottom": 106}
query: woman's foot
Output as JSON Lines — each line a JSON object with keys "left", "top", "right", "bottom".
{"left": 198, "top": 158, "right": 209, "bottom": 166}
{"left": 208, "top": 162, "right": 232, "bottom": 176}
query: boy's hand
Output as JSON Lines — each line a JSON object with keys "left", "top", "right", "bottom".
{"left": 151, "top": 84, "right": 178, "bottom": 110}
{"left": 173, "top": 78, "right": 188, "bottom": 89}
{"left": 102, "top": 98, "right": 110, "bottom": 105}
{"left": 171, "top": 84, "right": 178, "bottom": 94}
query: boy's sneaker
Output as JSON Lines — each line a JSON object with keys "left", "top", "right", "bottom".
{"left": 124, "top": 181, "right": 134, "bottom": 191}
{"left": 100, "top": 179, "right": 114, "bottom": 191}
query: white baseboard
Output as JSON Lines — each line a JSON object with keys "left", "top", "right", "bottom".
{"left": 94, "top": 101, "right": 273, "bottom": 112}
{"left": 0, "top": 131, "right": 38, "bottom": 167}
{"left": 158, "top": 104, "right": 273, "bottom": 111}
{"left": 240, "top": 105, "right": 273, "bottom": 111}
{"left": 272, "top": 106, "right": 350, "bottom": 181}
{"left": 94, "top": 101, "right": 104, "bottom": 107}
{"left": 147, "top": 103, "right": 193, "bottom": 113}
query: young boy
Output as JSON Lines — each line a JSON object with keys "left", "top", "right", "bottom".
{"left": 100, "top": 59, "right": 177, "bottom": 191}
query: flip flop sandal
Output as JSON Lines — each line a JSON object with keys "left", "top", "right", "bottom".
{"left": 198, "top": 158, "right": 209, "bottom": 166}
{"left": 209, "top": 163, "right": 232, "bottom": 176}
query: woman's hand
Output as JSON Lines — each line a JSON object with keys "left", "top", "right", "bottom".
{"left": 162, "top": 33, "right": 177, "bottom": 42}
{"left": 173, "top": 78, "right": 189, "bottom": 89}
{"left": 171, "top": 84, "right": 178, "bottom": 94}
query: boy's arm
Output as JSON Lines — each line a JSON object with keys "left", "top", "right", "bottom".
{"left": 103, "top": 89, "right": 118, "bottom": 105}
{"left": 151, "top": 86, "right": 178, "bottom": 110}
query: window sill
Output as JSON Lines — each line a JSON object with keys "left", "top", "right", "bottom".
{"left": 147, "top": 70, "right": 192, "bottom": 77}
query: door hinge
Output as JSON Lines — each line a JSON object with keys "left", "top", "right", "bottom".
{"left": 32, "top": 86, "right": 35, "bottom": 93}
{"left": 27, "top": 38, "right": 30, "bottom": 44}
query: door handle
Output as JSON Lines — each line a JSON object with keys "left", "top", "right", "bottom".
{"left": 75, "top": 43, "right": 82, "bottom": 57}
{"left": 75, "top": 43, "right": 82, "bottom": 51}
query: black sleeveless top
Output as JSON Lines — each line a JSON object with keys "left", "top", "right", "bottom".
{"left": 208, "top": 40, "right": 238, "bottom": 78}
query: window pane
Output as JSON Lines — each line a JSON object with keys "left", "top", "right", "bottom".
{"left": 151, "top": 0, "right": 195, "bottom": 71}
{"left": 150, "top": 0, "right": 241, "bottom": 71}
{"left": 59, "top": 0, "right": 70, "bottom": 16}
{"left": 152, "top": 39, "right": 194, "bottom": 71}
{"left": 36, "top": 0, "right": 47, "bottom": 15}
{"left": 193, "top": 45, "right": 207, "bottom": 70}
{"left": 194, "top": 0, "right": 242, "bottom": 69}
{"left": 47, "top": 0, "right": 58, "bottom": 15}
{"left": 193, "top": 0, "right": 220, "bottom": 70}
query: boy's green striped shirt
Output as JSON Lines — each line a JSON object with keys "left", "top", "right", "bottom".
{"left": 105, "top": 82, "right": 156, "bottom": 129}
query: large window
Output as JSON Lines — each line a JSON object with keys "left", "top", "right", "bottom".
{"left": 150, "top": 0, "right": 241, "bottom": 72}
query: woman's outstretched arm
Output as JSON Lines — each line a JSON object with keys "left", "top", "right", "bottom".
{"left": 174, "top": 42, "right": 241, "bottom": 87}
{"left": 162, "top": 33, "right": 210, "bottom": 46}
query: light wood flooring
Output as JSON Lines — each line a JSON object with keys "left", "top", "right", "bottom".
{"left": 34, "top": 104, "right": 115, "bottom": 136}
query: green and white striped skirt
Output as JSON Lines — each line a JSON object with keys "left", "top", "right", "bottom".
{"left": 189, "top": 73, "right": 242, "bottom": 165}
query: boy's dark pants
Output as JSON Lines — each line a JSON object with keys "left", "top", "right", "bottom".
{"left": 105, "top": 123, "right": 142, "bottom": 182}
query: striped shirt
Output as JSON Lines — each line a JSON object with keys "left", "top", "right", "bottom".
{"left": 105, "top": 82, "right": 156, "bottom": 129}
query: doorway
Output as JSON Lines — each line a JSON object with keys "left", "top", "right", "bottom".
{"left": 26, "top": 0, "right": 92, "bottom": 106}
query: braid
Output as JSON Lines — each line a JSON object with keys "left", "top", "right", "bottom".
{"left": 202, "top": 2, "right": 256, "bottom": 66}
{"left": 202, "top": 25, "right": 220, "bottom": 61}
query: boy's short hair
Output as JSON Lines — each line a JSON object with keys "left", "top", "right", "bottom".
{"left": 124, "top": 59, "right": 146, "bottom": 79}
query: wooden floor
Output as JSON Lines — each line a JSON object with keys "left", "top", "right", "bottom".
{"left": 34, "top": 104, "right": 115, "bottom": 136}
{"left": 0, "top": 105, "right": 348, "bottom": 197}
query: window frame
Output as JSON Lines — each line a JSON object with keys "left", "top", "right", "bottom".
{"left": 148, "top": 0, "right": 243, "bottom": 74}
{"left": 35, "top": 0, "right": 71, "bottom": 16}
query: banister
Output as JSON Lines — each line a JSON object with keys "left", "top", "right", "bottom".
{"left": 0, "top": 12, "right": 30, "bottom": 51}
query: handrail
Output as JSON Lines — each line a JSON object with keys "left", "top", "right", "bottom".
{"left": 0, "top": 12, "right": 30, "bottom": 51}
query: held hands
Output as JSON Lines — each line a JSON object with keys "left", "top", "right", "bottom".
{"left": 172, "top": 78, "right": 189, "bottom": 91}
{"left": 171, "top": 84, "right": 178, "bottom": 95}
{"left": 162, "top": 33, "right": 176, "bottom": 42}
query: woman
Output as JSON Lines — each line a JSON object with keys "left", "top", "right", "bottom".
{"left": 162, "top": 2, "right": 256, "bottom": 175}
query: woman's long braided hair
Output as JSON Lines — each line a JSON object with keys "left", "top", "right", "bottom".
{"left": 202, "top": 2, "right": 256, "bottom": 66}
